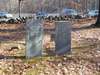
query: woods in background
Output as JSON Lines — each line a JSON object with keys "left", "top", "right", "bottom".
{"left": 0, "top": 0, "right": 99, "bottom": 13}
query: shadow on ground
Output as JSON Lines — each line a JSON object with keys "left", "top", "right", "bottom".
{"left": 0, "top": 55, "right": 26, "bottom": 59}
{"left": 72, "top": 24, "right": 98, "bottom": 31}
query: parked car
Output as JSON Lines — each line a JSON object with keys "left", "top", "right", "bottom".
{"left": 0, "top": 12, "right": 13, "bottom": 18}
{"left": 0, "top": 12, "right": 13, "bottom": 23}
{"left": 36, "top": 11, "right": 47, "bottom": 19}
{"left": 76, "top": 12, "right": 88, "bottom": 19}
{"left": 61, "top": 8, "right": 78, "bottom": 18}
{"left": 88, "top": 10, "right": 98, "bottom": 17}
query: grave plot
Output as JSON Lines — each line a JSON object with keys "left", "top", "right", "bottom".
{"left": 0, "top": 19, "right": 72, "bottom": 58}
{"left": 26, "top": 19, "right": 71, "bottom": 58}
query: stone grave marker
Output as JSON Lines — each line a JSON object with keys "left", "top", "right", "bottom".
{"left": 55, "top": 21, "right": 71, "bottom": 55}
{"left": 26, "top": 19, "right": 43, "bottom": 58}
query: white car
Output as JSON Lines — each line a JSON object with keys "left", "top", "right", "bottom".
{"left": 0, "top": 12, "right": 13, "bottom": 18}
{"left": 61, "top": 8, "right": 78, "bottom": 18}
{"left": 88, "top": 10, "right": 98, "bottom": 17}
{"left": 0, "top": 12, "right": 13, "bottom": 23}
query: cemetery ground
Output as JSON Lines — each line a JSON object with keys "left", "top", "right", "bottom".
{"left": 0, "top": 18, "right": 100, "bottom": 75}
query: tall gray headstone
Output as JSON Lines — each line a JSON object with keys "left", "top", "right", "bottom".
{"left": 26, "top": 19, "right": 43, "bottom": 58}
{"left": 55, "top": 21, "right": 71, "bottom": 55}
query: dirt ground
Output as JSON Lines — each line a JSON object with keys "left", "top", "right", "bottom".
{"left": 0, "top": 19, "right": 100, "bottom": 75}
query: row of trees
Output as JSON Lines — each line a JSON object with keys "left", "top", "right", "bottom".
{"left": 95, "top": 0, "right": 100, "bottom": 27}
{"left": 0, "top": 0, "right": 99, "bottom": 13}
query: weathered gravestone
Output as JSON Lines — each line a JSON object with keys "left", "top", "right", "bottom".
{"left": 26, "top": 19, "right": 43, "bottom": 58}
{"left": 55, "top": 21, "right": 71, "bottom": 55}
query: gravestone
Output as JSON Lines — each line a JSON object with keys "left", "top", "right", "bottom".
{"left": 55, "top": 21, "right": 71, "bottom": 55}
{"left": 26, "top": 19, "right": 43, "bottom": 58}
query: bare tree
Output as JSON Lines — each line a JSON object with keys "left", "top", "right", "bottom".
{"left": 94, "top": 0, "right": 100, "bottom": 27}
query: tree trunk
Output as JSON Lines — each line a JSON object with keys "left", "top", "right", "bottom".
{"left": 95, "top": 0, "right": 100, "bottom": 27}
